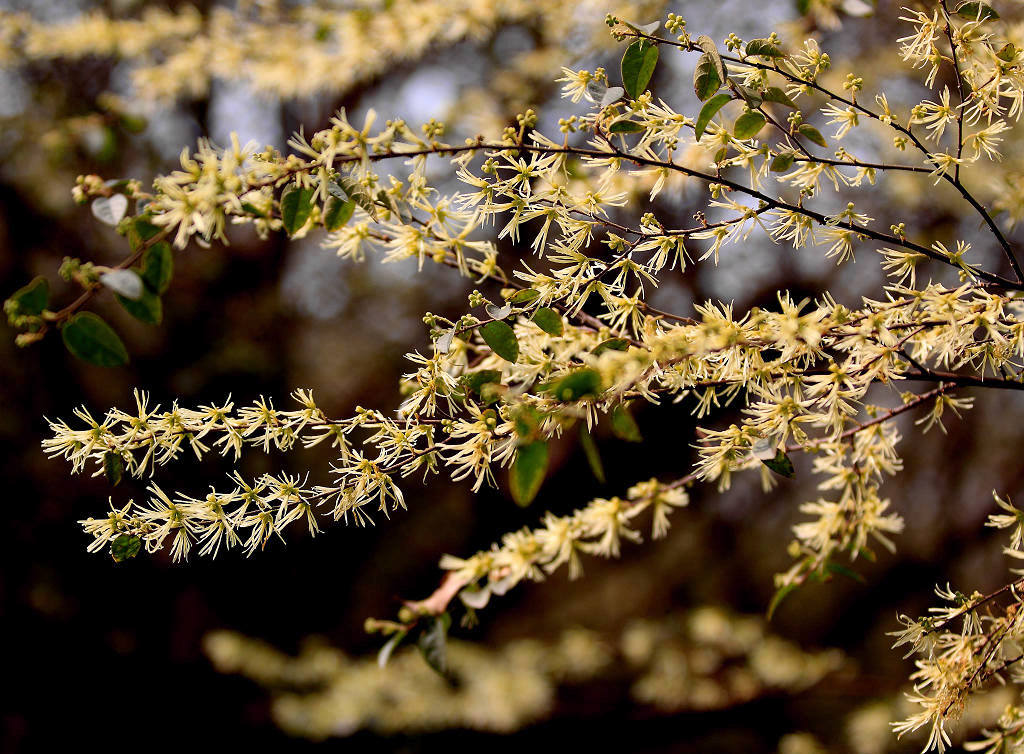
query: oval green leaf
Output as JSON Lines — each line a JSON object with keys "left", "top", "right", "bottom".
{"left": 735, "top": 85, "right": 762, "bottom": 109}
{"left": 508, "top": 288, "right": 541, "bottom": 304}
{"left": 694, "top": 92, "right": 732, "bottom": 141}
{"left": 608, "top": 120, "right": 646, "bottom": 134}
{"left": 531, "top": 307, "right": 563, "bottom": 336}
{"left": 621, "top": 39, "right": 660, "bottom": 99}
{"left": 462, "top": 369, "right": 502, "bottom": 396}
{"left": 280, "top": 185, "right": 315, "bottom": 235}
{"left": 798, "top": 124, "right": 828, "bottom": 147}
{"left": 329, "top": 175, "right": 378, "bottom": 220}
{"left": 110, "top": 534, "right": 142, "bottom": 562}
{"left": 997, "top": 43, "right": 1017, "bottom": 62}
{"left": 417, "top": 613, "right": 451, "bottom": 678}
{"left": 103, "top": 451, "right": 124, "bottom": 486}
{"left": 746, "top": 38, "right": 785, "bottom": 58}
{"left": 762, "top": 448, "right": 796, "bottom": 478}
{"left": 693, "top": 53, "right": 722, "bottom": 101}
{"left": 480, "top": 320, "right": 519, "bottom": 362}
{"left": 510, "top": 441, "right": 548, "bottom": 507}
{"left": 542, "top": 368, "right": 602, "bottom": 401}
{"left": 734, "top": 110, "right": 767, "bottom": 140}
{"left": 611, "top": 404, "right": 643, "bottom": 442}
{"left": 128, "top": 216, "right": 163, "bottom": 251}
{"left": 141, "top": 242, "right": 173, "bottom": 294}
{"left": 771, "top": 151, "right": 796, "bottom": 172}
{"left": 116, "top": 288, "right": 162, "bottom": 325}
{"left": 591, "top": 337, "right": 629, "bottom": 356}
{"left": 761, "top": 86, "right": 797, "bottom": 109}
{"left": 7, "top": 276, "right": 49, "bottom": 316}
{"left": 62, "top": 312, "right": 129, "bottom": 367}
{"left": 955, "top": 1, "right": 998, "bottom": 21}
{"left": 695, "top": 35, "right": 727, "bottom": 83}
{"left": 324, "top": 196, "right": 356, "bottom": 231}
{"left": 512, "top": 404, "right": 542, "bottom": 441}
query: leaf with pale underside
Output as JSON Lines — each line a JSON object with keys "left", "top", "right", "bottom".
{"left": 693, "top": 53, "right": 722, "bottom": 101}
{"left": 91, "top": 194, "right": 128, "bottom": 226}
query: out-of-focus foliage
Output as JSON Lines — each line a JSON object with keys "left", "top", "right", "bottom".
{"left": 207, "top": 606, "right": 844, "bottom": 738}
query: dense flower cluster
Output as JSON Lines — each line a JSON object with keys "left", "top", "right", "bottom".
{"left": 24, "top": 1, "right": 1024, "bottom": 750}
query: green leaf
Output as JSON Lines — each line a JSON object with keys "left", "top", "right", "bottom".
{"left": 621, "top": 39, "right": 660, "bottom": 99}
{"left": 798, "top": 123, "right": 828, "bottom": 147}
{"left": 127, "top": 216, "right": 162, "bottom": 251}
{"left": 997, "top": 42, "right": 1017, "bottom": 62}
{"left": 510, "top": 441, "right": 549, "bottom": 506}
{"left": 479, "top": 383, "right": 507, "bottom": 405}
{"left": 62, "top": 312, "right": 129, "bottom": 367}
{"left": 695, "top": 35, "right": 727, "bottom": 83}
{"left": 280, "top": 185, "right": 315, "bottom": 235}
{"left": 771, "top": 151, "right": 796, "bottom": 172}
{"left": 579, "top": 425, "right": 605, "bottom": 484}
{"left": 462, "top": 369, "right": 502, "bottom": 397}
{"left": 608, "top": 120, "right": 646, "bottom": 134}
{"left": 329, "top": 175, "right": 378, "bottom": 219}
{"left": 141, "top": 242, "right": 173, "bottom": 295}
{"left": 513, "top": 405, "right": 542, "bottom": 441}
{"left": 761, "top": 86, "right": 798, "bottom": 109}
{"left": 480, "top": 320, "right": 519, "bottom": 362}
{"left": 417, "top": 613, "right": 451, "bottom": 678}
{"left": 110, "top": 534, "right": 141, "bottom": 563}
{"left": 591, "top": 337, "right": 629, "bottom": 356}
{"left": 508, "top": 288, "right": 541, "bottom": 304}
{"left": 762, "top": 448, "right": 796, "bottom": 478}
{"left": 955, "top": 1, "right": 999, "bottom": 21}
{"left": 694, "top": 92, "right": 732, "bottom": 141}
{"left": 693, "top": 53, "right": 722, "bottom": 101}
{"left": 611, "top": 404, "right": 643, "bottom": 442}
{"left": 713, "top": 146, "right": 729, "bottom": 163}
{"left": 116, "top": 287, "right": 162, "bottom": 325}
{"left": 746, "top": 38, "right": 785, "bottom": 58}
{"left": 323, "top": 196, "right": 356, "bottom": 231}
{"left": 7, "top": 276, "right": 49, "bottom": 316}
{"left": 796, "top": 0, "right": 811, "bottom": 13}
{"left": 734, "top": 110, "right": 767, "bottom": 139}
{"left": 735, "top": 85, "right": 762, "bottom": 109}
{"left": 532, "top": 307, "right": 563, "bottom": 336}
{"left": 767, "top": 583, "right": 800, "bottom": 620}
{"left": 542, "top": 368, "right": 602, "bottom": 401}
{"left": 103, "top": 451, "right": 123, "bottom": 486}
{"left": 377, "top": 629, "right": 408, "bottom": 668}
{"left": 240, "top": 201, "right": 267, "bottom": 218}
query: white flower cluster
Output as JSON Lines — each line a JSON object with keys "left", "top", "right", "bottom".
{"left": 32, "top": 4, "right": 1024, "bottom": 749}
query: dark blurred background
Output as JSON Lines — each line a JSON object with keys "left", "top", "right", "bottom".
{"left": 3, "top": 1, "right": 1024, "bottom": 751}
